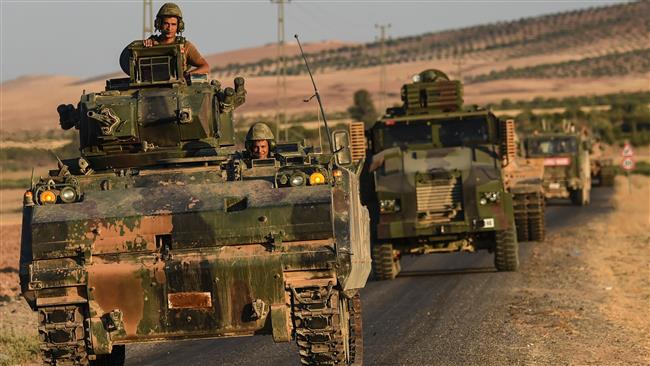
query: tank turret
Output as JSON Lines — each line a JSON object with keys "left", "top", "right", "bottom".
{"left": 57, "top": 41, "right": 246, "bottom": 171}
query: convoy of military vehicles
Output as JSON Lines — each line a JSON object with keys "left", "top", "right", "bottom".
{"left": 18, "top": 19, "right": 615, "bottom": 366}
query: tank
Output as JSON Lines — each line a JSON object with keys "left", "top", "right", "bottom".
{"left": 521, "top": 125, "right": 592, "bottom": 205}
{"left": 362, "top": 69, "right": 523, "bottom": 280}
{"left": 19, "top": 41, "right": 371, "bottom": 365}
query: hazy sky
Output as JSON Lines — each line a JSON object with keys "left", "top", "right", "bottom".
{"left": 0, "top": 0, "right": 623, "bottom": 82}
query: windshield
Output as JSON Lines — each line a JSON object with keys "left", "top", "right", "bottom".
{"left": 526, "top": 136, "right": 577, "bottom": 156}
{"left": 377, "top": 116, "right": 490, "bottom": 151}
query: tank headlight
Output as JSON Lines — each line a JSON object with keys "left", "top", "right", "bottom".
{"left": 309, "top": 172, "right": 326, "bottom": 185}
{"left": 39, "top": 190, "right": 57, "bottom": 204}
{"left": 479, "top": 198, "right": 488, "bottom": 205}
{"left": 290, "top": 174, "right": 305, "bottom": 187}
{"left": 60, "top": 187, "right": 77, "bottom": 203}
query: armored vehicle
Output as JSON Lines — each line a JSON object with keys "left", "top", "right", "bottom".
{"left": 363, "top": 69, "right": 542, "bottom": 280}
{"left": 522, "top": 127, "right": 591, "bottom": 205}
{"left": 590, "top": 140, "right": 616, "bottom": 187}
{"left": 20, "top": 42, "right": 371, "bottom": 365}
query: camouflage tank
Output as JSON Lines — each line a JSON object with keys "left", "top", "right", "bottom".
{"left": 522, "top": 124, "right": 592, "bottom": 205}
{"left": 362, "top": 69, "right": 527, "bottom": 280}
{"left": 19, "top": 42, "right": 371, "bottom": 365}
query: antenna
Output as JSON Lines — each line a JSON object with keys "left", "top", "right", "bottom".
{"left": 294, "top": 34, "right": 333, "bottom": 153}
{"left": 142, "top": 0, "right": 154, "bottom": 39}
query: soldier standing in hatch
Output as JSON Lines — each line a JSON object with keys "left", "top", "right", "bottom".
{"left": 245, "top": 123, "right": 276, "bottom": 160}
{"left": 120, "top": 2, "right": 210, "bottom": 75}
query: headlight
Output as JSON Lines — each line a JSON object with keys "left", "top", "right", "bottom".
{"left": 290, "top": 173, "right": 305, "bottom": 187}
{"left": 480, "top": 191, "right": 500, "bottom": 205}
{"left": 379, "top": 199, "right": 400, "bottom": 214}
{"left": 39, "top": 190, "right": 57, "bottom": 204}
{"left": 309, "top": 172, "right": 326, "bottom": 185}
{"left": 60, "top": 186, "right": 78, "bottom": 203}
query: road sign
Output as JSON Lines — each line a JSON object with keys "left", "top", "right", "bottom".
{"left": 621, "top": 157, "right": 635, "bottom": 171}
{"left": 622, "top": 143, "right": 634, "bottom": 157}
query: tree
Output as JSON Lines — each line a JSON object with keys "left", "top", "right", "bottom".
{"left": 347, "top": 89, "right": 379, "bottom": 128}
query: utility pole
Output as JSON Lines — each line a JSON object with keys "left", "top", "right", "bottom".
{"left": 272, "top": 0, "right": 289, "bottom": 142}
{"left": 375, "top": 23, "right": 391, "bottom": 112}
{"left": 455, "top": 51, "right": 465, "bottom": 82}
{"left": 142, "top": 0, "right": 154, "bottom": 39}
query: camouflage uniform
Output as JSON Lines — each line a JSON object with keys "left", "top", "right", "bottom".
{"left": 119, "top": 2, "right": 208, "bottom": 75}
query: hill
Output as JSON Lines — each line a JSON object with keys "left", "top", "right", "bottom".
{"left": 1, "top": 1, "right": 648, "bottom": 134}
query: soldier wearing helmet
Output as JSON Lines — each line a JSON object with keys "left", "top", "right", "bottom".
{"left": 245, "top": 123, "right": 276, "bottom": 160}
{"left": 120, "top": 3, "right": 209, "bottom": 75}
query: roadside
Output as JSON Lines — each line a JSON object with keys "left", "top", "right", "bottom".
{"left": 508, "top": 175, "right": 649, "bottom": 365}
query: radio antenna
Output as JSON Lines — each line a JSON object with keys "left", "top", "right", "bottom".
{"left": 294, "top": 34, "right": 333, "bottom": 153}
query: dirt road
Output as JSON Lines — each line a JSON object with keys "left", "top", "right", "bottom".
{"left": 122, "top": 180, "right": 648, "bottom": 365}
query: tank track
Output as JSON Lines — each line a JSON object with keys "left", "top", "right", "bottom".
{"left": 292, "top": 285, "right": 362, "bottom": 365}
{"left": 38, "top": 305, "right": 91, "bottom": 366}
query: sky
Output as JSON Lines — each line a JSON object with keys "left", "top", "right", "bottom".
{"left": 0, "top": 0, "right": 624, "bottom": 82}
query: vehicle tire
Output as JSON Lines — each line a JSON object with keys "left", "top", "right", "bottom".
{"left": 528, "top": 193, "right": 545, "bottom": 242}
{"left": 528, "top": 212, "right": 545, "bottom": 242}
{"left": 371, "top": 243, "right": 400, "bottom": 280}
{"left": 601, "top": 171, "right": 615, "bottom": 187}
{"left": 571, "top": 186, "right": 591, "bottom": 206}
{"left": 494, "top": 226, "right": 519, "bottom": 271}
{"left": 91, "top": 345, "right": 126, "bottom": 366}
{"left": 514, "top": 213, "right": 529, "bottom": 243}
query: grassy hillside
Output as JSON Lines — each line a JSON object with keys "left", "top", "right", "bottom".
{"left": 212, "top": 1, "right": 650, "bottom": 79}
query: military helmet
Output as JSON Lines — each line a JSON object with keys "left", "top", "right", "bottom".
{"left": 245, "top": 122, "right": 275, "bottom": 151}
{"left": 155, "top": 3, "right": 185, "bottom": 33}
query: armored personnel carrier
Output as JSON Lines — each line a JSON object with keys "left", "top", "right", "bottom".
{"left": 20, "top": 41, "right": 371, "bottom": 365}
{"left": 522, "top": 125, "right": 591, "bottom": 205}
{"left": 363, "top": 69, "right": 544, "bottom": 280}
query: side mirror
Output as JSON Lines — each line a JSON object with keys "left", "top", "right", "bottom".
{"left": 332, "top": 130, "right": 352, "bottom": 166}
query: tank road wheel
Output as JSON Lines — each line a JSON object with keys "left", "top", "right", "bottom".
{"left": 371, "top": 243, "right": 400, "bottom": 280}
{"left": 494, "top": 226, "right": 519, "bottom": 271}
{"left": 293, "top": 286, "right": 361, "bottom": 365}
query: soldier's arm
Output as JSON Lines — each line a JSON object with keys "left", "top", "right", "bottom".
{"left": 185, "top": 42, "right": 210, "bottom": 74}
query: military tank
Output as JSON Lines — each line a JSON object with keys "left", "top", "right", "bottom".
{"left": 19, "top": 41, "right": 371, "bottom": 365}
{"left": 362, "top": 69, "right": 544, "bottom": 280}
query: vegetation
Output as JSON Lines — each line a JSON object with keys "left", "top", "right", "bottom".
{"left": 211, "top": 1, "right": 649, "bottom": 78}
{"left": 0, "top": 326, "right": 40, "bottom": 366}
{"left": 499, "top": 92, "right": 650, "bottom": 146}
{"left": 347, "top": 90, "right": 379, "bottom": 128}
{"left": 467, "top": 49, "right": 650, "bottom": 83}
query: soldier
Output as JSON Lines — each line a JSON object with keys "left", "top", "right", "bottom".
{"left": 120, "top": 2, "right": 209, "bottom": 75}
{"left": 245, "top": 122, "right": 275, "bottom": 160}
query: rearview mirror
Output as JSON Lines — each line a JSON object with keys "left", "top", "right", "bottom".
{"left": 332, "top": 130, "right": 352, "bottom": 166}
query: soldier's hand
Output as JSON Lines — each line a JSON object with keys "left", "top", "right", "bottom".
{"left": 143, "top": 39, "right": 155, "bottom": 47}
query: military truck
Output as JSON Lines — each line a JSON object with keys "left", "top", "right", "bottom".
{"left": 363, "top": 69, "right": 543, "bottom": 280}
{"left": 20, "top": 41, "right": 371, "bottom": 365}
{"left": 522, "top": 126, "right": 591, "bottom": 205}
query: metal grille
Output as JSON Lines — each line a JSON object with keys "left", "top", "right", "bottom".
{"left": 416, "top": 176, "right": 463, "bottom": 223}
